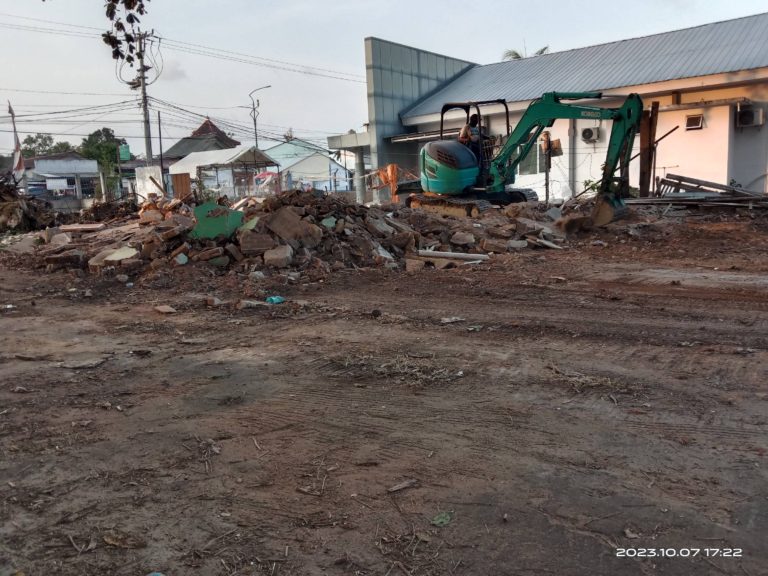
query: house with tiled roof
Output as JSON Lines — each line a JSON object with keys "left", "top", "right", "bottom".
{"left": 163, "top": 118, "right": 241, "bottom": 162}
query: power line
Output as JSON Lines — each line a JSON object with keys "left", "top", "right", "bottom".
{"left": 0, "top": 87, "right": 134, "bottom": 97}
{"left": 0, "top": 127, "right": 181, "bottom": 140}
{"left": 0, "top": 100, "right": 138, "bottom": 119}
{"left": 0, "top": 22, "right": 97, "bottom": 39}
{"left": 159, "top": 37, "right": 364, "bottom": 80}
{"left": 0, "top": 11, "right": 103, "bottom": 31}
{"left": 161, "top": 43, "right": 365, "bottom": 83}
{"left": 0, "top": 13, "right": 365, "bottom": 84}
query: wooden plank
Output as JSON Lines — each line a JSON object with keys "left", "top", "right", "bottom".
{"left": 171, "top": 173, "right": 191, "bottom": 200}
{"left": 665, "top": 173, "right": 763, "bottom": 196}
{"left": 59, "top": 223, "right": 106, "bottom": 233}
{"left": 416, "top": 250, "right": 490, "bottom": 261}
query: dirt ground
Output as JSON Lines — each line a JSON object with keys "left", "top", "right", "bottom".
{"left": 1, "top": 213, "right": 767, "bottom": 575}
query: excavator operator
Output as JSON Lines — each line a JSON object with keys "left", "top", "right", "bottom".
{"left": 458, "top": 114, "right": 482, "bottom": 159}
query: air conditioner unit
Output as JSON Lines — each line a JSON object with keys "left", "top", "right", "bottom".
{"left": 736, "top": 103, "right": 764, "bottom": 128}
{"left": 581, "top": 126, "right": 600, "bottom": 142}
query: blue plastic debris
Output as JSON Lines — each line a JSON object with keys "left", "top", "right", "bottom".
{"left": 265, "top": 296, "right": 286, "bottom": 305}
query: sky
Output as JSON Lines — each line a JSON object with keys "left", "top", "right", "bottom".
{"left": 1, "top": 0, "right": 766, "bottom": 158}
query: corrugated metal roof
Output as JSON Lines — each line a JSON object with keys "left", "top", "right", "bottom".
{"left": 169, "top": 145, "right": 278, "bottom": 176}
{"left": 263, "top": 139, "right": 330, "bottom": 169}
{"left": 402, "top": 13, "right": 768, "bottom": 120}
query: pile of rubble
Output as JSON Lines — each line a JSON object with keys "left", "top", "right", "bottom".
{"left": 8, "top": 189, "right": 567, "bottom": 281}
{"left": 0, "top": 175, "right": 55, "bottom": 232}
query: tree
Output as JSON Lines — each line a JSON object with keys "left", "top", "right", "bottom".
{"left": 79, "top": 128, "right": 126, "bottom": 172}
{"left": 21, "top": 133, "right": 75, "bottom": 158}
{"left": 21, "top": 134, "right": 75, "bottom": 158}
{"left": 43, "top": 0, "right": 150, "bottom": 65}
{"left": 21, "top": 134, "right": 53, "bottom": 158}
{"left": 51, "top": 141, "right": 75, "bottom": 154}
{"left": 502, "top": 46, "right": 549, "bottom": 61}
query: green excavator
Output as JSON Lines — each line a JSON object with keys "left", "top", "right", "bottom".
{"left": 408, "top": 91, "right": 643, "bottom": 224}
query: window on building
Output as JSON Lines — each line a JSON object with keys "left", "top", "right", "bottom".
{"left": 685, "top": 114, "right": 704, "bottom": 130}
{"left": 517, "top": 144, "right": 545, "bottom": 175}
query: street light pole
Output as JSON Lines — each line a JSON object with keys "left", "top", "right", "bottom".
{"left": 249, "top": 85, "right": 271, "bottom": 149}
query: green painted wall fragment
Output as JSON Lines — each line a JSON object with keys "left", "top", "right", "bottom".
{"left": 190, "top": 202, "right": 244, "bottom": 240}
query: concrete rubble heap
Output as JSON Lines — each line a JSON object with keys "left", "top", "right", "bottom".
{"left": 13, "top": 190, "right": 566, "bottom": 281}
{"left": 0, "top": 176, "right": 55, "bottom": 232}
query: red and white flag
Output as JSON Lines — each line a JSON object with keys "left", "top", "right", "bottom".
{"left": 7, "top": 101, "right": 25, "bottom": 183}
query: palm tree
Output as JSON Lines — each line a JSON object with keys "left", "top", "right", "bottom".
{"left": 502, "top": 46, "right": 549, "bottom": 61}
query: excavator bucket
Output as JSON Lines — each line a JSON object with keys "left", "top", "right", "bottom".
{"left": 591, "top": 195, "right": 628, "bottom": 226}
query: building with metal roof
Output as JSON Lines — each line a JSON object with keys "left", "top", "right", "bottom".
{"left": 263, "top": 139, "right": 352, "bottom": 192}
{"left": 329, "top": 13, "right": 768, "bottom": 201}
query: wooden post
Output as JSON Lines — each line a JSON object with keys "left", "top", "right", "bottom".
{"left": 541, "top": 131, "right": 551, "bottom": 206}
{"left": 639, "top": 101, "right": 659, "bottom": 198}
{"left": 649, "top": 102, "right": 659, "bottom": 196}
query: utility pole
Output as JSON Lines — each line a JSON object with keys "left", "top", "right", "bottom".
{"left": 137, "top": 31, "right": 153, "bottom": 164}
{"left": 248, "top": 85, "right": 271, "bottom": 149}
{"left": 115, "top": 143, "right": 123, "bottom": 198}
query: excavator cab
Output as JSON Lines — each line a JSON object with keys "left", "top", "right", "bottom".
{"left": 420, "top": 100, "right": 511, "bottom": 195}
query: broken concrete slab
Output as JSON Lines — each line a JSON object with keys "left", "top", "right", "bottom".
{"left": 170, "top": 214, "right": 195, "bottom": 231}
{"left": 265, "top": 207, "right": 324, "bottom": 248}
{"left": 225, "top": 243, "right": 245, "bottom": 262}
{"left": 154, "top": 305, "right": 177, "bottom": 314}
{"left": 264, "top": 244, "right": 294, "bottom": 268}
{"left": 5, "top": 235, "right": 39, "bottom": 255}
{"left": 480, "top": 238, "right": 508, "bottom": 253}
{"left": 365, "top": 217, "right": 395, "bottom": 238}
{"left": 487, "top": 227, "right": 513, "bottom": 239}
{"left": 238, "top": 216, "right": 260, "bottom": 232}
{"left": 265, "top": 206, "right": 303, "bottom": 241}
{"left": 301, "top": 222, "right": 324, "bottom": 248}
{"left": 391, "top": 231, "right": 415, "bottom": 250}
{"left": 515, "top": 217, "right": 551, "bottom": 237}
{"left": 405, "top": 258, "right": 426, "bottom": 272}
{"left": 208, "top": 255, "right": 231, "bottom": 267}
{"left": 120, "top": 258, "right": 142, "bottom": 270}
{"left": 507, "top": 240, "right": 528, "bottom": 250}
{"left": 44, "top": 249, "right": 86, "bottom": 266}
{"left": 321, "top": 216, "right": 337, "bottom": 229}
{"left": 239, "top": 231, "right": 276, "bottom": 255}
{"left": 545, "top": 207, "right": 563, "bottom": 221}
{"left": 40, "top": 227, "right": 60, "bottom": 244}
{"left": 49, "top": 232, "right": 72, "bottom": 247}
{"left": 88, "top": 248, "right": 119, "bottom": 272}
{"left": 139, "top": 210, "right": 164, "bottom": 225}
{"left": 450, "top": 231, "right": 476, "bottom": 246}
{"left": 104, "top": 246, "right": 139, "bottom": 264}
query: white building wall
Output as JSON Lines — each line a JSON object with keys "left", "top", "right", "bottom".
{"left": 282, "top": 154, "right": 351, "bottom": 191}
{"left": 653, "top": 106, "right": 731, "bottom": 185}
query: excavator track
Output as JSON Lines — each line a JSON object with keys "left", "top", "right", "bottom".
{"left": 406, "top": 194, "right": 496, "bottom": 218}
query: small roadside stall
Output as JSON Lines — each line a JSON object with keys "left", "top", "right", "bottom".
{"left": 169, "top": 145, "right": 279, "bottom": 199}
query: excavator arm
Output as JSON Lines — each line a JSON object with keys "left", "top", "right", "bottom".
{"left": 487, "top": 92, "right": 643, "bottom": 205}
